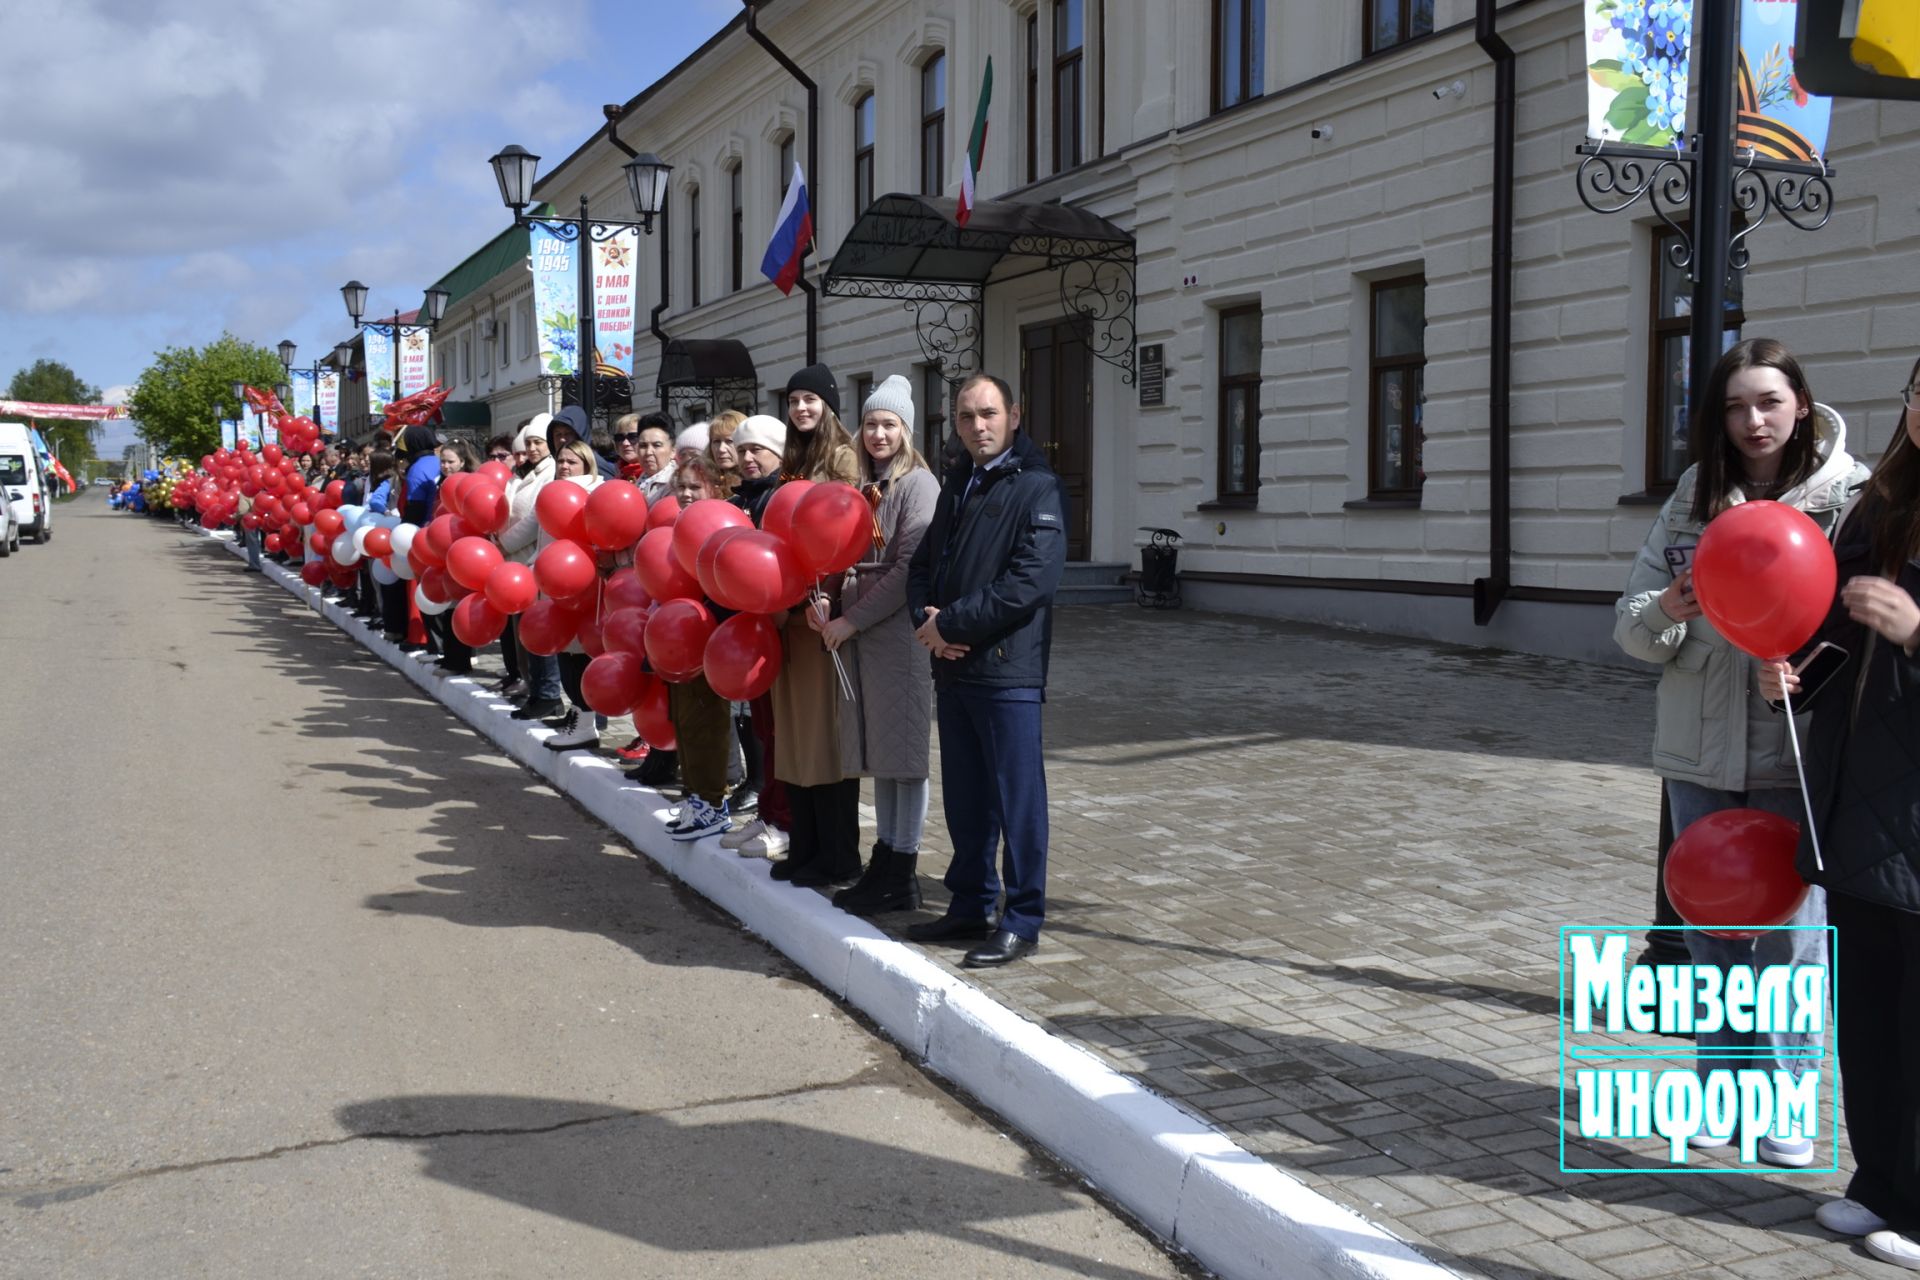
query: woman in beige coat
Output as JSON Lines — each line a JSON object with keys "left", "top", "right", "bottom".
{"left": 497, "top": 415, "right": 562, "bottom": 718}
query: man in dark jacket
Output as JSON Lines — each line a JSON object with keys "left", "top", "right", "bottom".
{"left": 904, "top": 373, "right": 1067, "bottom": 967}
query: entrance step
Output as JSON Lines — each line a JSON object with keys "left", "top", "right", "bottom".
{"left": 1057, "top": 561, "right": 1133, "bottom": 606}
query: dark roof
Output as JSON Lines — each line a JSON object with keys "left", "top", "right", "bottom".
{"left": 658, "top": 338, "right": 757, "bottom": 389}
{"left": 823, "top": 193, "right": 1134, "bottom": 293}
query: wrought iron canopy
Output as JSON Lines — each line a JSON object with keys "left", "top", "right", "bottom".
{"left": 823, "top": 193, "right": 1138, "bottom": 384}
{"left": 657, "top": 338, "right": 759, "bottom": 425}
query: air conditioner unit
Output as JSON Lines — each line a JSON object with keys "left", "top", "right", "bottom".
{"left": 479, "top": 317, "right": 498, "bottom": 338}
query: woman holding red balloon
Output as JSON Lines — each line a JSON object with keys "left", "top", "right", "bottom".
{"left": 1759, "top": 357, "right": 1920, "bottom": 1264}
{"left": 365, "top": 451, "right": 414, "bottom": 644}
{"left": 541, "top": 440, "right": 606, "bottom": 751}
{"left": 811, "top": 376, "right": 940, "bottom": 916}
{"left": 499, "top": 417, "right": 564, "bottom": 720}
{"left": 657, "top": 458, "right": 741, "bottom": 843}
{"left": 1615, "top": 338, "right": 1866, "bottom": 1169}
{"left": 768, "top": 365, "right": 865, "bottom": 887}
{"left": 421, "top": 440, "right": 480, "bottom": 675}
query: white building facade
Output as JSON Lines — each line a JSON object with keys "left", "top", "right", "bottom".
{"left": 459, "top": 0, "right": 1920, "bottom": 664}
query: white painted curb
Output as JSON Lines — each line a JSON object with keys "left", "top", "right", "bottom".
{"left": 217, "top": 532, "right": 1456, "bottom": 1280}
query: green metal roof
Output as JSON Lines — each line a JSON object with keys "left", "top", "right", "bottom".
{"left": 430, "top": 203, "right": 552, "bottom": 309}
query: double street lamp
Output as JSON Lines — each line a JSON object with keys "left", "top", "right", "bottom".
{"left": 277, "top": 339, "right": 343, "bottom": 437}
{"left": 339, "top": 281, "right": 450, "bottom": 437}
{"left": 486, "top": 142, "right": 671, "bottom": 427}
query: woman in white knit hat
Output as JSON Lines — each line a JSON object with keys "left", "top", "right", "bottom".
{"left": 495, "top": 413, "right": 564, "bottom": 719}
{"left": 812, "top": 374, "right": 939, "bottom": 915}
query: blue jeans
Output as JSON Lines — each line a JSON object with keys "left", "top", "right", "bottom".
{"left": 873, "top": 777, "right": 930, "bottom": 852}
{"left": 936, "top": 686, "right": 1048, "bottom": 940}
{"left": 524, "top": 652, "right": 563, "bottom": 704}
{"left": 1665, "top": 779, "right": 1827, "bottom": 1086}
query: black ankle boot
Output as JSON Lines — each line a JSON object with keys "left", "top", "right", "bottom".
{"left": 832, "top": 841, "right": 892, "bottom": 909}
{"left": 836, "top": 847, "right": 922, "bottom": 916}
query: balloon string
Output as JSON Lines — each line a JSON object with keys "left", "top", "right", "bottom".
{"left": 1780, "top": 681, "right": 1825, "bottom": 873}
{"left": 811, "top": 585, "right": 856, "bottom": 701}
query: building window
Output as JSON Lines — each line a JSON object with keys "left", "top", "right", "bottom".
{"left": 1213, "top": 0, "right": 1265, "bottom": 111}
{"left": 779, "top": 133, "right": 795, "bottom": 198}
{"left": 498, "top": 312, "right": 510, "bottom": 367}
{"left": 853, "top": 374, "right": 874, "bottom": 423}
{"left": 1053, "top": 0, "right": 1083, "bottom": 172}
{"left": 689, "top": 185, "right": 702, "bottom": 308}
{"left": 479, "top": 321, "right": 491, "bottom": 376}
{"left": 1366, "top": 0, "right": 1435, "bottom": 55}
{"left": 517, "top": 299, "right": 534, "bottom": 359}
{"left": 1368, "top": 276, "right": 1426, "bottom": 498}
{"left": 1218, "top": 306, "right": 1262, "bottom": 500}
{"left": 1026, "top": 13, "right": 1039, "bottom": 183}
{"left": 921, "top": 52, "right": 946, "bottom": 196}
{"left": 920, "top": 364, "right": 950, "bottom": 464}
{"left": 729, "top": 165, "right": 744, "bottom": 292}
{"left": 460, "top": 335, "right": 471, "bottom": 386}
{"left": 853, "top": 92, "right": 875, "bottom": 215}
{"left": 1648, "top": 226, "right": 1744, "bottom": 491}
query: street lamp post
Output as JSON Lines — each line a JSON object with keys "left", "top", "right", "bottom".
{"left": 487, "top": 143, "right": 670, "bottom": 429}
{"left": 339, "top": 281, "right": 450, "bottom": 439}
{"left": 277, "top": 339, "right": 340, "bottom": 441}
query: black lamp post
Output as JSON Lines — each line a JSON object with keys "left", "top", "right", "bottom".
{"left": 488, "top": 143, "right": 670, "bottom": 428}
{"left": 278, "top": 339, "right": 340, "bottom": 436}
{"left": 340, "top": 281, "right": 450, "bottom": 437}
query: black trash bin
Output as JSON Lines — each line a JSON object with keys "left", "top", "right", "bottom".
{"left": 1135, "top": 527, "right": 1181, "bottom": 609}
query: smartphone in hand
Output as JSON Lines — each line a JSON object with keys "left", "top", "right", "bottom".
{"left": 1768, "top": 641, "right": 1848, "bottom": 710}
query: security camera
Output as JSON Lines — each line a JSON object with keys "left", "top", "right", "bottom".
{"left": 1310, "top": 124, "right": 1333, "bottom": 141}
{"left": 1431, "top": 85, "right": 1449, "bottom": 100}
{"left": 1431, "top": 79, "right": 1467, "bottom": 101}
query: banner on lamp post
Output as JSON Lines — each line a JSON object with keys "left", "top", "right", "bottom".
{"left": 317, "top": 371, "right": 340, "bottom": 432}
{"left": 362, "top": 325, "right": 396, "bottom": 417}
{"left": 399, "top": 327, "right": 432, "bottom": 397}
{"left": 592, "top": 228, "right": 638, "bottom": 376}
{"left": 220, "top": 420, "right": 237, "bottom": 450}
{"left": 290, "top": 369, "right": 316, "bottom": 419}
{"left": 1736, "top": 0, "right": 1831, "bottom": 162}
{"left": 528, "top": 222, "right": 580, "bottom": 377}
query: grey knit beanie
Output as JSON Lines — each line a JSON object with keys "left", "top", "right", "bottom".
{"left": 861, "top": 374, "right": 915, "bottom": 434}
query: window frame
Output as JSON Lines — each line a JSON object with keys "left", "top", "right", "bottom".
{"left": 1212, "top": 0, "right": 1264, "bottom": 112}
{"left": 1645, "top": 225, "right": 1745, "bottom": 493}
{"left": 1366, "top": 274, "right": 1427, "bottom": 501}
{"left": 1026, "top": 12, "right": 1040, "bottom": 184}
{"left": 729, "top": 164, "right": 744, "bottom": 293}
{"left": 1216, "top": 305, "right": 1262, "bottom": 503}
{"left": 921, "top": 51, "right": 947, "bottom": 197}
{"left": 478, "top": 318, "right": 491, "bottom": 377}
{"left": 688, "top": 185, "right": 702, "bottom": 308}
{"left": 853, "top": 92, "right": 876, "bottom": 216}
{"left": 498, "top": 312, "right": 510, "bottom": 367}
{"left": 779, "top": 134, "right": 795, "bottom": 199}
{"left": 1052, "top": 0, "right": 1083, "bottom": 173}
{"left": 460, "top": 334, "right": 471, "bottom": 387}
{"left": 1364, "top": 0, "right": 1435, "bottom": 56}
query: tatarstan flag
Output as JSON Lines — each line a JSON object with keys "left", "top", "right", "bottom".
{"left": 956, "top": 57, "right": 993, "bottom": 227}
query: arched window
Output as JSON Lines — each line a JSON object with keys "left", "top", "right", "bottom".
{"left": 853, "top": 91, "right": 876, "bottom": 214}
{"left": 920, "top": 52, "right": 946, "bottom": 196}
{"left": 688, "top": 185, "right": 702, "bottom": 308}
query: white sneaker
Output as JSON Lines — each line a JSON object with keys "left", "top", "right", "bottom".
{"left": 543, "top": 711, "right": 599, "bottom": 751}
{"left": 1817, "top": 1198, "right": 1889, "bottom": 1237}
{"left": 1866, "top": 1231, "right": 1920, "bottom": 1270}
{"left": 1687, "top": 1131, "right": 1733, "bottom": 1150}
{"left": 739, "top": 824, "right": 789, "bottom": 859}
{"left": 668, "top": 797, "right": 729, "bottom": 842}
{"left": 721, "top": 818, "right": 765, "bottom": 851}
{"left": 1757, "top": 1135, "right": 1815, "bottom": 1168}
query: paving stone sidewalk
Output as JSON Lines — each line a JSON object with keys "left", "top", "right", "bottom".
{"left": 898, "top": 606, "right": 1870, "bottom": 1280}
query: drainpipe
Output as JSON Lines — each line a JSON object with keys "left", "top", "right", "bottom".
{"left": 745, "top": 1, "right": 819, "bottom": 366}
{"left": 1472, "top": 0, "right": 1515, "bottom": 626}
{"left": 607, "top": 107, "right": 674, "bottom": 394}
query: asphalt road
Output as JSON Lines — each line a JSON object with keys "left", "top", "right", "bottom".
{"left": 0, "top": 499, "right": 1186, "bottom": 1280}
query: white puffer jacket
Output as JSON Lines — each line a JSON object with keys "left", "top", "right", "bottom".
{"left": 496, "top": 458, "right": 554, "bottom": 566}
{"left": 1613, "top": 404, "right": 1869, "bottom": 789}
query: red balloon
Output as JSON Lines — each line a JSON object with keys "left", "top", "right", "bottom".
{"left": 632, "top": 675, "right": 676, "bottom": 750}
{"left": 419, "top": 566, "right": 456, "bottom": 605}
{"left": 761, "top": 479, "right": 814, "bottom": 543}
{"left": 703, "top": 613, "right": 785, "bottom": 700}
{"left": 446, "top": 515, "right": 484, "bottom": 544}
{"left": 463, "top": 482, "right": 509, "bottom": 534}
{"left": 518, "top": 598, "right": 579, "bottom": 655}
{"left": 634, "top": 527, "right": 701, "bottom": 602}
{"left": 452, "top": 594, "right": 509, "bottom": 647}
{"left": 1663, "top": 808, "right": 1810, "bottom": 938}
{"left": 576, "top": 610, "right": 608, "bottom": 658}
{"left": 324, "top": 479, "right": 346, "bottom": 505}
{"left": 290, "top": 501, "right": 313, "bottom": 525}
{"left": 484, "top": 561, "right": 538, "bottom": 614}
{"left": 584, "top": 481, "right": 651, "bottom": 551}
{"left": 536, "top": 481, "right": 591, "bottom": 544}
{"left": 694, "top": 525, "right": 753, "bottom": 600}
{"left": 363, "top": 527, "right": 393, "bottom": 559}
{"left": 601, "top": 605, "right": 652, "bottom": 657}
{"left": 672, "top": 498, "right": 752, "bottom": 577}
{"left": 478, "top": 460, "right": 513, "bottom": 487}
{"left": 604, "top": 566, "right": 654, "bottom": 614}
{"left": 423, "top": 514, "right": 458, "bottom": 558}
{"left": 313, "top": 509, "right": 344, "bottom": 536}
{"left": 791, "top": 482, "right": 873, "bottom": 577}
{"left": 645, "top": 598, "right": 715, "bottom": 675}
{"left": 581, "top": 651, "right": 649, "bottom": 715}
{"left": 534, "top": 539, "right": 597, "bottom": 600}
{"left": 264, "top": 534, "right": 283, "bottom": 553}
{"left": 447, "top": 536, "right": 505, "bottom": 591}
{"left": 330, "top": 564, "right": 358, "bottom": 588}
{"left": 1692, "top": 500, "right": 1839, "bottom": 660}
{"left": 438, "top": 472, "right": 470, "bottom": 518}
{"left": 309, "top": 530, "right": 333, "bottom": 557}
{"left": 646, "top": 493, "right": 681, "bottom": 531}
{"left": 709, "top": 529, "right": 810, "bottom": 614}
{"left": 262, "top": 444, "right": 283, "bottom": 465}
{"left": 300, "top": 559, "right": 328, "bottom": 587}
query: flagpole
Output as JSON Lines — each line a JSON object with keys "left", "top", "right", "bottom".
{"left": 746, "top": 3, "right": 819, "bottom": 365}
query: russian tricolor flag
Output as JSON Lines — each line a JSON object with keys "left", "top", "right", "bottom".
{"left": 760, "top": 162, "right": 813, "bottom": 296}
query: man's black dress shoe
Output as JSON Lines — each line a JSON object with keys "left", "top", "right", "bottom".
{"left": 961, "top": 930, "right": 1037, "bottom": 968}
{"left": 905, "top": 913, "right": 998, "bottom": 943}
{"left": 510, "top": 698, "right": 564, "bottom": 721}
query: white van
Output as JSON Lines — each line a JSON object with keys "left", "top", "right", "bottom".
{"left": 0, "top": 423, "right": 53, "bottom": 543}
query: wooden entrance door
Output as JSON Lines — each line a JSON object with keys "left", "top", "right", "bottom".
{"left": 1019, "top": 318, "right": 1092, "bottom": 559}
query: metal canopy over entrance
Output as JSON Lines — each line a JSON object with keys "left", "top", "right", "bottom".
{"left": 822, "top": 193, "right": 1136, "bottom": 387}
{"left": 656, "top": 337, "right": 759, "bottom": 425}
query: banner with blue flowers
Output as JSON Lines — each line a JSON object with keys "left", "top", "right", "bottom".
{"left": 290, "top": 369, "right": 316, "bottom": 419}
{"left": 362, "top": 325, "right": 396, "bottom": 417}
{"left": 528, "top": 222, "right": 580, "bottom": 378}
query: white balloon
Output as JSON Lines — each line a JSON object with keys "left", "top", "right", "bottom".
{"left": 390, "top": 523, "right": 419, "bottom": 557}
{"left": 391, "top": 554, "right": 416, "bottom": 580}
{"left": 370, "top": 558, "right": 399, "bottom": 585}
{"left": 415, "top": 582, "right": 454, "bottom": 615}
{"left": 380, "top": 513, "right": 404, "bottom": 529}
{"left": 351, "top": 526, "right": 375, "bottom": 555}
{"left": 338, "top": 504, "right": 366, "bottom": 528}
{"left": 330, "top": 536, "right": 361, "bottom": 567}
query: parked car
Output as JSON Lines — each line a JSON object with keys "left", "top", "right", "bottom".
{"left": 0, "top": 448, "right": 49, "bottom": 544}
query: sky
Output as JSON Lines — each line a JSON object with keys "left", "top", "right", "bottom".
{"left": 0, "top": 0, "right": 738, "bottom": 455}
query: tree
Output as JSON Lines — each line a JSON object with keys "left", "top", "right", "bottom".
{"left": 5, "top": 358, "right": 102, "bottom": 471}
{"left": 126, "top": 333, "right": 285, "bottom": 459}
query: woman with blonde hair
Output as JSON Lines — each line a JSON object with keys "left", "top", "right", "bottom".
{"left": 706, "top": 409, "right": 745, "bottom": 484}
